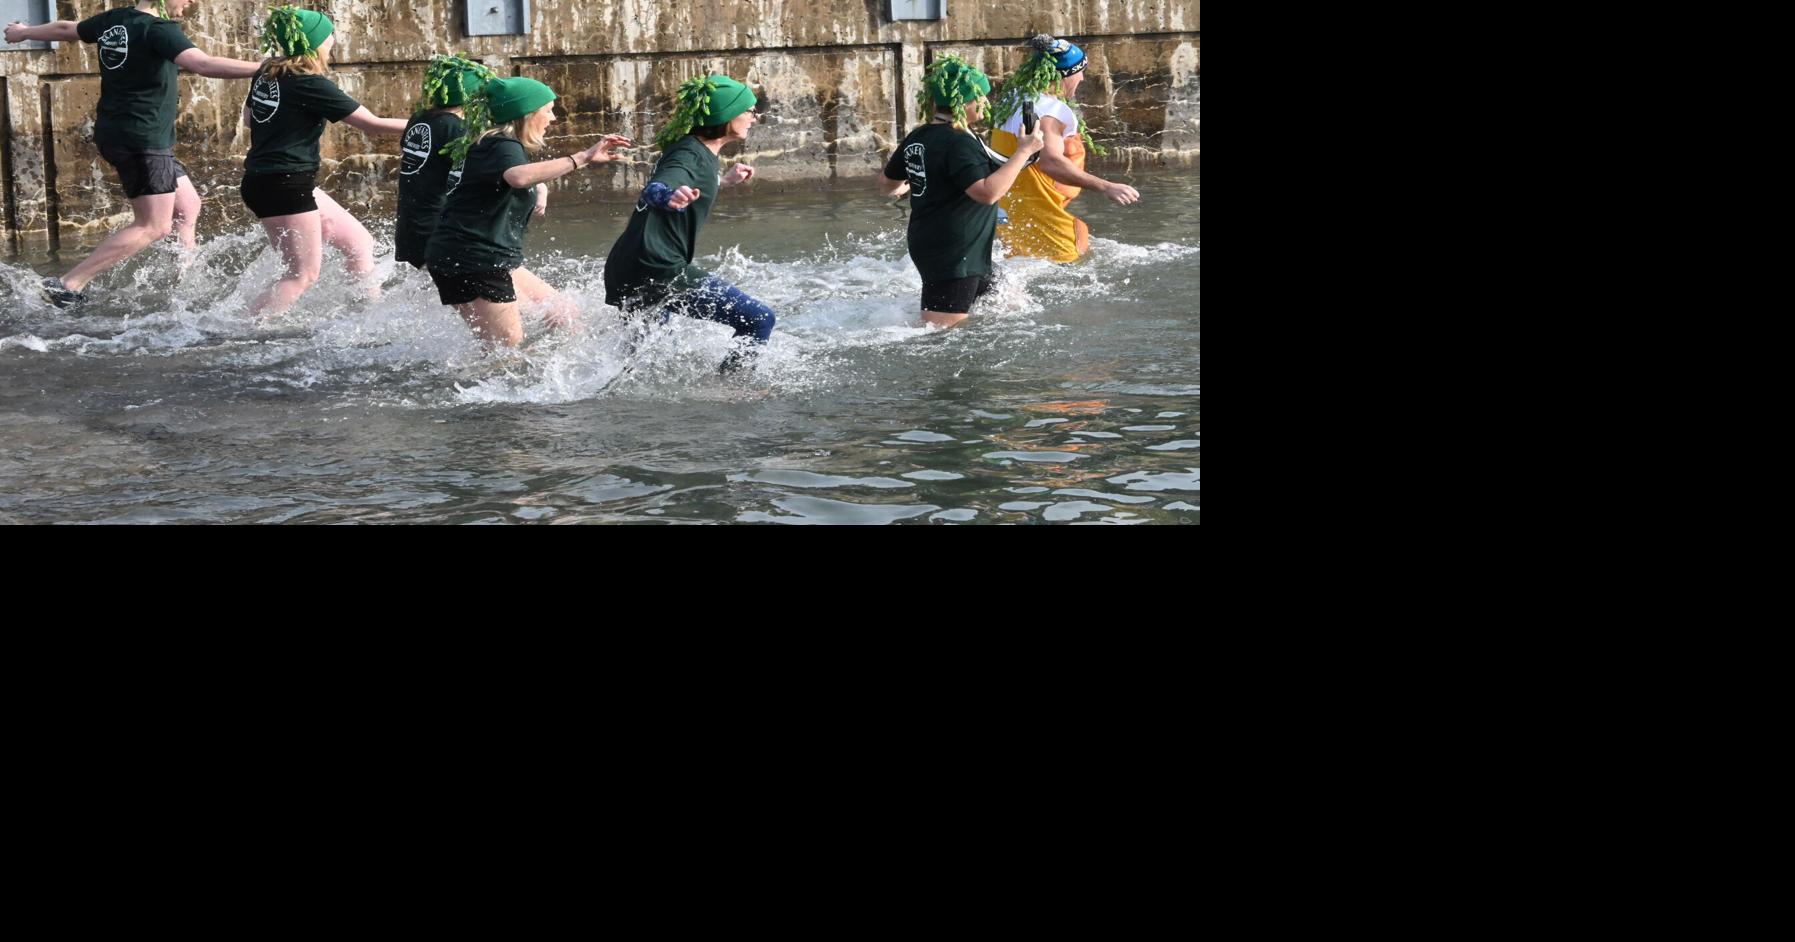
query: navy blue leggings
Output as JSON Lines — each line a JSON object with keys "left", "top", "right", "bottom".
{"left": 661, "top": 277, "right": 777, "bottom": 345}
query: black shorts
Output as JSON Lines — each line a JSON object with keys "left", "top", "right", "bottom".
{"left": 921, "top": 274, "right": 995, "bottom": 315}
{"left": 100, "top": 146, "right": 188, "bottom": 200}
{"left": 240, "top": 171, "right": 319, "bottom": 219}
{"left": 429, "top": 267, "right": 517, "bottom": 305}
{"left": 394, "top": 233, "right": 428, "bottom": 271}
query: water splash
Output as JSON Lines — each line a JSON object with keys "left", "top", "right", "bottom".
{"left": 4, "top": 220, "right": 1194, "bottom": 413}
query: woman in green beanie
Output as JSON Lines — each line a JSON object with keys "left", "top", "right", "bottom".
{"left": 394, "top": 53, "right": 499, "bottom": 270}
{"left": 876, "top": 56, "right": 1043, "bottom": 328}
{"left": 241, "top": 6, "right": 411, "bottom": 318}
{"left": 424, "top": 77, "right": 631, "bottom": 347}
{"left": 6, "top": 1, "right": 263, "bottom": 309}
{"left": 603, "top": 74, "right": 776, "bottom": 375}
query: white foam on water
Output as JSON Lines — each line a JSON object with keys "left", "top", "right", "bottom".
{"left": 0, "top": 334, "right": 50, "bottom": 353}
{"left": 6, "top": 221, "right": 1196, "bottom": 411}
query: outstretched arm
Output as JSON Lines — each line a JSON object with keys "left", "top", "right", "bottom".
{"left": 342, "top": 107, "right": 410, "bottom": 137}
{"left": 5, "top": 20, "right": 80, "bottom": 44}
{"left": 1032, "top": 116, "right": 1140, "bottom": 205}
{"left": 503, "top": 134, "right": 631, "bottom": 189}
{"left": 174, "top": 48, "right": 264, "bottom": 80}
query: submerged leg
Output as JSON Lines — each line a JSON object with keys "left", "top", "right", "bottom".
{"left": 248, "top": 211, "right": 325, "bottom": 318}
{"left": 673, "top": 276, "right": 777, "bottom": 373}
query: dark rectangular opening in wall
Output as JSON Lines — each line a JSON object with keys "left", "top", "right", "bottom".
{"left": 1, "top": 81, "right": 13, "bottom": 240}
{"left": 891, "top": 43, "right": 907, "bottom": 137}
{"left": 40, "top": 80, "right": 57, "bottom": 250}
{"left": 0, "top": 80, "right": 16, "bottom": 247}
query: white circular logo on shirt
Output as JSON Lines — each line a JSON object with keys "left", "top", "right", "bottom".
{"left": 904, "top": 143, "right": 928, "bottom": 197}
{"left": 400, "top": 123, "right": 433, "bottom": 176}
{"left": 250, "top": 77, "right": 281, "bottom": 124}
{"left": 99, "top": 26, "right": 129, "bottom": 70}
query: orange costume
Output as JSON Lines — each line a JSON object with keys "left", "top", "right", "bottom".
{"left": 991, "top": 94, "right": 1090, "bottom": 262}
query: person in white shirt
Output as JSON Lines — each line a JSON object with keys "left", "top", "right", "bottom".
{"left": 988, "top": 34, "right": 1141, "bottom": 262}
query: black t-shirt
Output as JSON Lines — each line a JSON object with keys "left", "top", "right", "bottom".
{"left": 883, "top": 123, "right": 999, "bottom": 282}
{"left": 424, "top": 136, "right": 535, "bottom": 272}
{"left": 76, "top": 8, "right": 196, "bottom": 152}
{"left": 243, "top": 65, "right": 361, "bottom": 175}
{"left": 395, "top": 110, "right": 467, "bottom": 266}
{"left": 604, "top": 135, "right": 719, "bottom": 307}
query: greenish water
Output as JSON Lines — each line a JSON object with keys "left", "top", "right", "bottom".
{"left": 1, "top": 169, "right": 1198, "bottom": 524}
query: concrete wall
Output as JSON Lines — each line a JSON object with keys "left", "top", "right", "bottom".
{"left": 2, "top": 1, "right": 1198, "bottom": 246}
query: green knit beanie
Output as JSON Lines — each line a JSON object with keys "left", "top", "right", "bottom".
{"left": 655, "top": 75, "right": 758, "bottom": 150}
{"left": 418, "top": 53, "right": 497, "bottom": 112}
{"left": 915, "top": 55, "right": 991, "bottom": 129}
{"left": 260, "top": 7, "right": 334, "bottom": 58}
{"left": 485, "top": 77, "right": 557, "bottom": 124}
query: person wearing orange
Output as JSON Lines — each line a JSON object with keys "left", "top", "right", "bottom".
{"left": 988, "top": 35, "right": 1140, "bottom": 262}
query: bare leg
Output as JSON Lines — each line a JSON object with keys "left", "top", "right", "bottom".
{"left": 59, "top": 192, "right": 177, "bottom": 294}
{"left": 511, "top": 266, "right": 578, "bottom": 329}
{"left": 171, "top": 175, "right": 201, "bottom": 255}
{"left": 247, "top": 212, "right": 324, "bottom": 318}
{"left": 455, "top": 299, "right": 524, "bottom": 347}
{"left": 922, "top": 309, "right": 970, "bottom": 329}
{"left": 314, "top": 188, "right": 380, "bottom": 300}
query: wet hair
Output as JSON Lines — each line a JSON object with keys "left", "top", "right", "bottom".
{"left": 695, "top": 122, "right": 731, "bottom": 141}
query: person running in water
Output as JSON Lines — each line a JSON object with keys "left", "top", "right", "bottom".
{"left": 603, "top": 75, "right": 775, "bottom": 375}
{"left": 876, "top": 56, "right": 1043, "bottom": 328}
{"left": 239, "top": 6, "right": 410, "bottom": 318}
{"left": 988, "top": 34, "right": 1141, "bottom": 263}
{"left": 394, "top": 53, "right": 503, "bottom": 272}
{"left": 424, "top": 77, "right": 630, "bottom": 346}
{"left": 6, "top": 1, "right": 263, "bottom": 308}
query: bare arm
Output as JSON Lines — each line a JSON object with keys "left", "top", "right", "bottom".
{"left": 173, "top": 48, "right": 263, "bottom": 80}
{"left": 503, "top": 134, "right": 631, "bottom": 189}
{"left": 4, "top": 20, "right": 80, "bottom": 44}
{"left": 342, "top": 107, "right": 409, "bottom": 137}
{"left": 503, "top": 154, "right": 591, "bottom": 190}
{"left": 1032, "top": 116, "right": 1140, "bottom": 205}
{"left": 964, "top": 125, "right": 1045, "bottom": 205}
{"left": 876, "top": 173, "right": 909, "bottom": 198}
{"left": 722, "top": 162, "right": 756, "bottom": 186}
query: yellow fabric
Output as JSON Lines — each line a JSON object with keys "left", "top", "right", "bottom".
{"left": 992, "top": 127, "right": 1090, "bottom": 263}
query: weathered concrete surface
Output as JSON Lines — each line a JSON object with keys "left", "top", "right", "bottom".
{"left": 4, "top": 0, "right": 1199, "bottom": 245}
{"left": 932, "top": 35, "right": 1200, "bottom": 169}
{"left": 521, "top": 45, "right": 902, "bottom": 196}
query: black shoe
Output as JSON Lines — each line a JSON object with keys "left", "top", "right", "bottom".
{"left": 39, "top": 277, "right": 88, "bottom": 310}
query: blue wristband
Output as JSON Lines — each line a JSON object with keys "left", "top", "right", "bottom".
{"left": 639, "top": 181, "right": 684, "bottom": 213}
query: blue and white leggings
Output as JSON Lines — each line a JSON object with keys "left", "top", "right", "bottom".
{"left": 661, "top": 277, "right": 776, "bottom": 343}
{"left": 659, "top": 277, "right": 777, "bottom": 371}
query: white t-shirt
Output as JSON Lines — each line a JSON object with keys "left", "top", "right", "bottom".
{"left": 997, "top": 94, "right": 1079, "bottom": 138}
